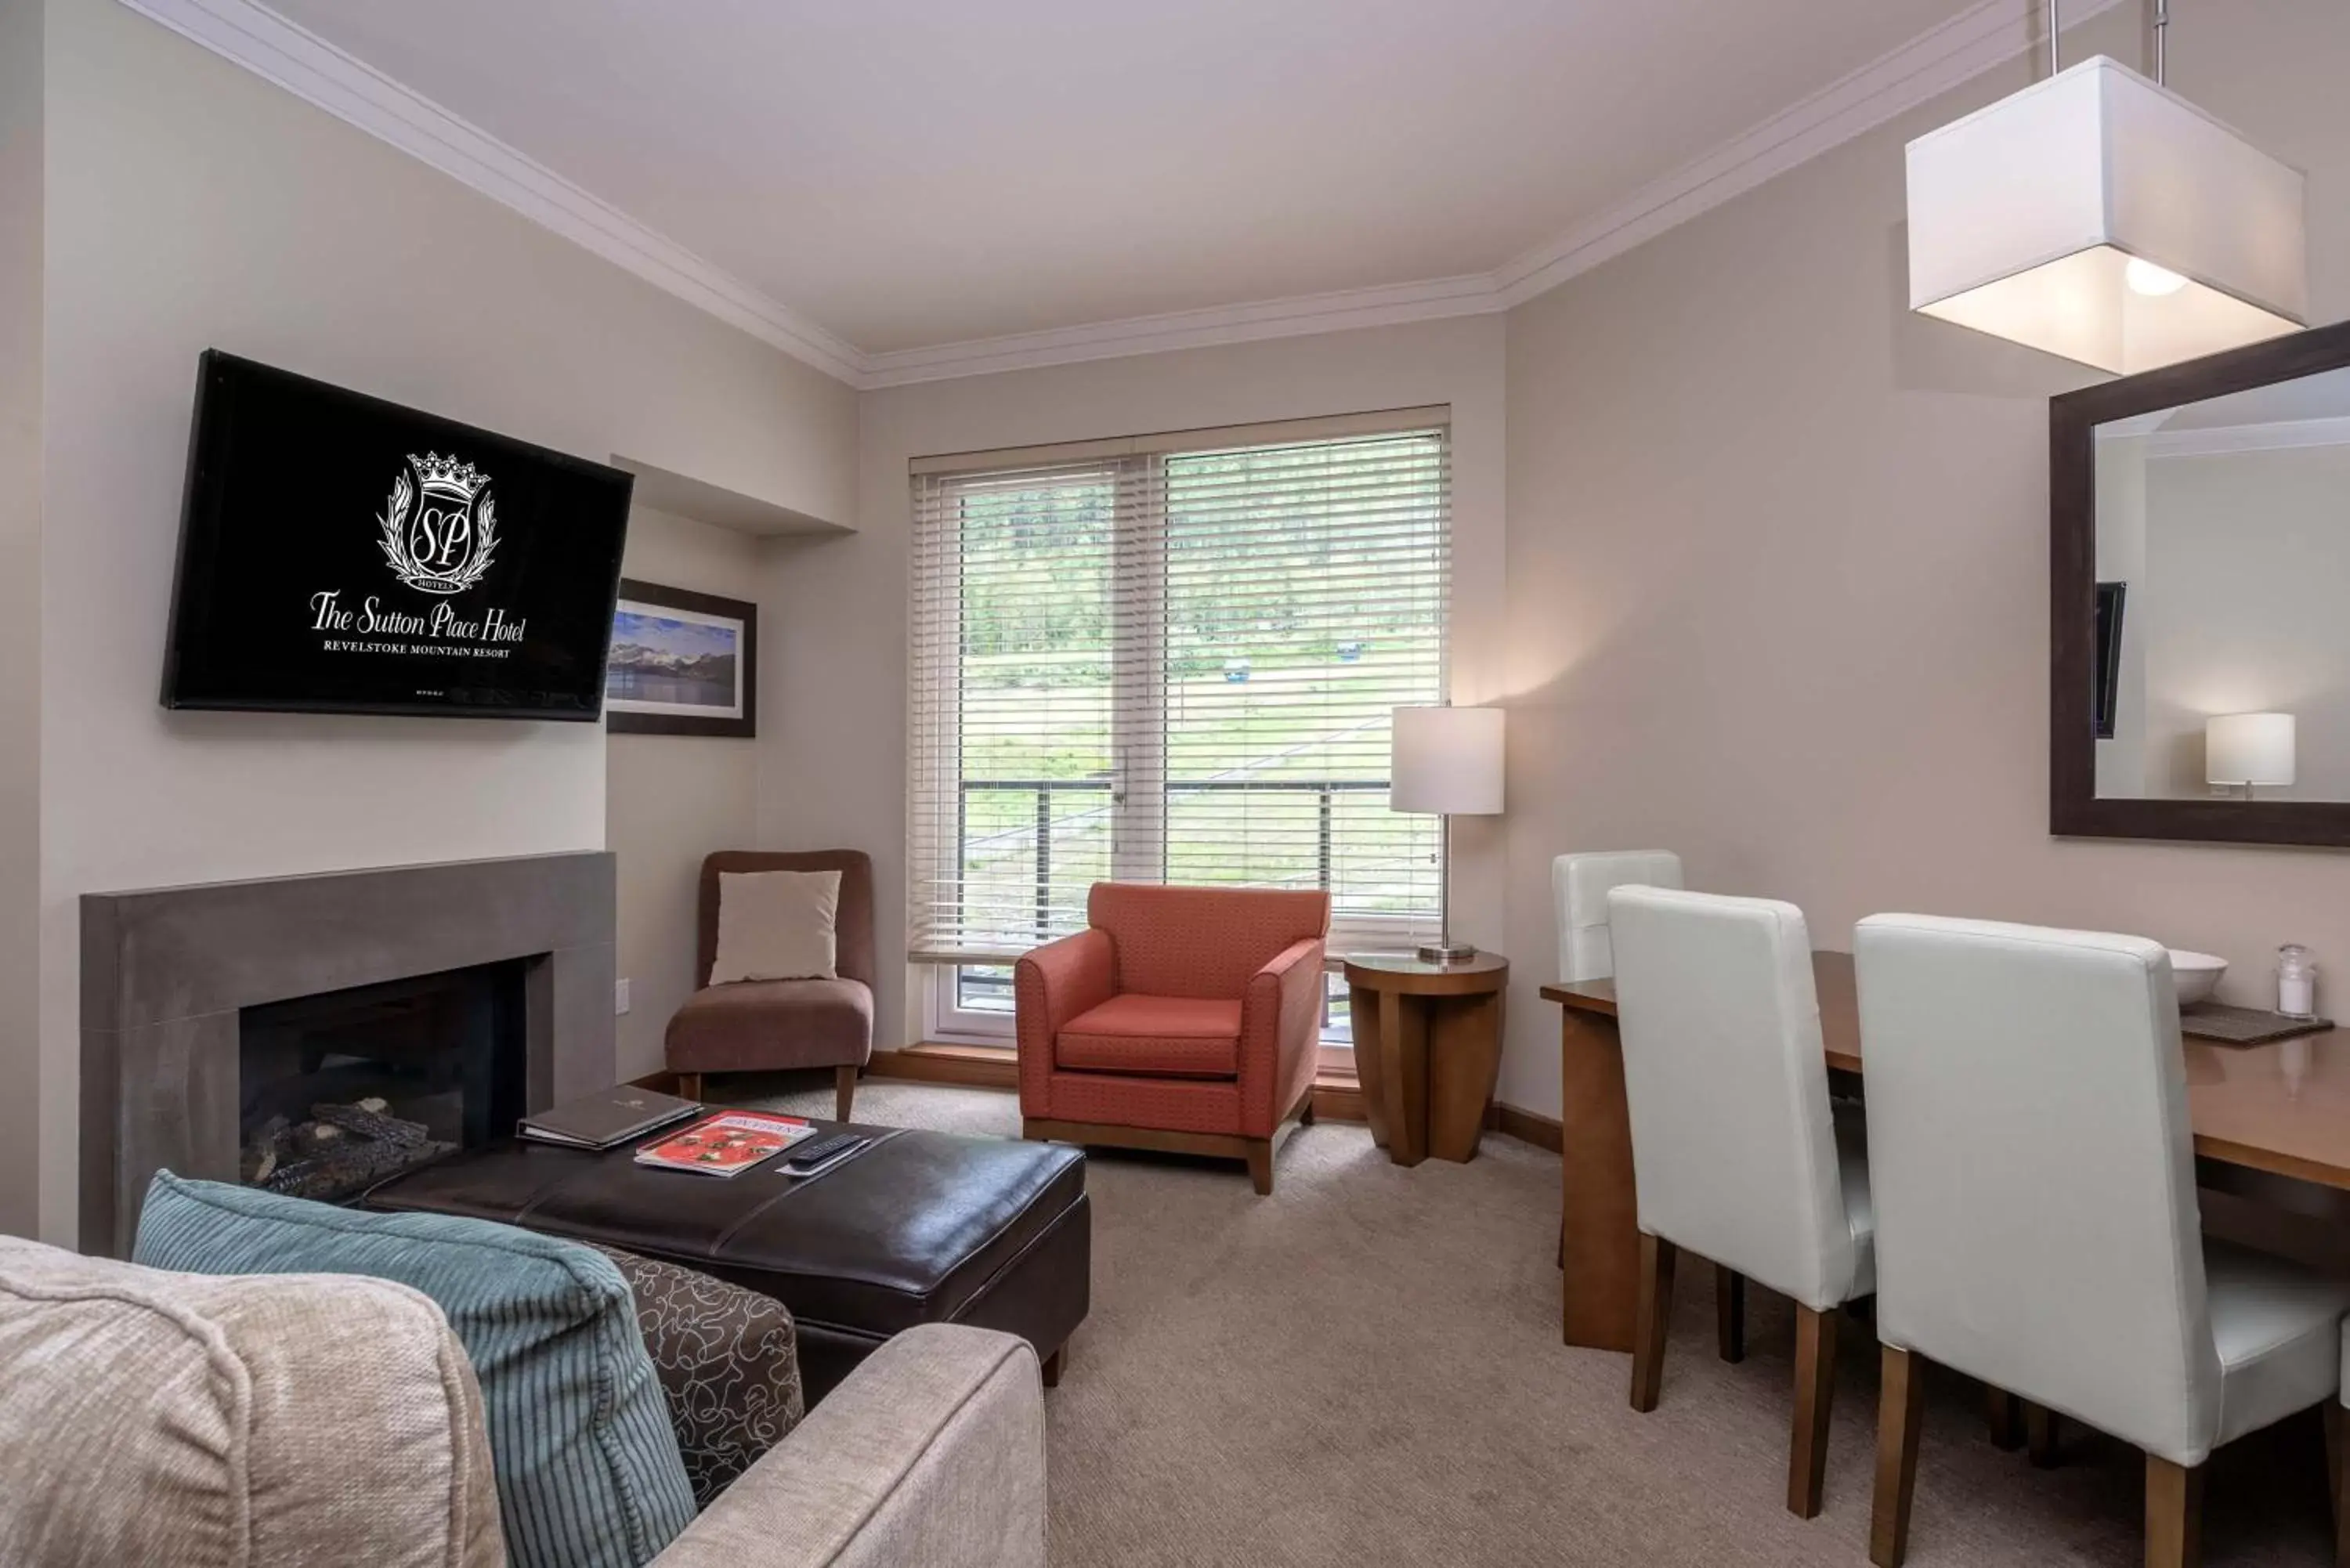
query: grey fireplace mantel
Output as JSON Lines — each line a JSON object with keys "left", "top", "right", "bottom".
{"left": 80, "top": 851, "right": 615, "bottom": 1255}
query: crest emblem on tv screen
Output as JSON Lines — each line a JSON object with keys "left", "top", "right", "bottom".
{"left": 377, "top": 452, "right": 500, "bottom": 595}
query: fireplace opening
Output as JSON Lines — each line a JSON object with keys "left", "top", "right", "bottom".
{"left": 239, "top": 960, "right": 528, "bottom": 1203}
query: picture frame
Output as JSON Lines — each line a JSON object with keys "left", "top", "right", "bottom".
{"left": 605, "top": 578, "right": 757, "bottom": 738}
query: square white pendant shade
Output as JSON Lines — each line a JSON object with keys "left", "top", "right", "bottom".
{"left": 1907, "top": 56, "right": 2305, "bottom": 375}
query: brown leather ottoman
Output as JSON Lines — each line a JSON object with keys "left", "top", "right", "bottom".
{"left": 366, "top": 1118, "right": 1089, "bottom": 1403}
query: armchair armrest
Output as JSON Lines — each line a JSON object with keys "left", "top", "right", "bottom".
{"left": 1014, "top": 927, "right": 1115, "bottom": 1113}
{"left": 1238, "top": 937, "right": 1325, "bottom": 1136}
{"left": 653, "top": 1324, "right": 1045, "bottom": 1568}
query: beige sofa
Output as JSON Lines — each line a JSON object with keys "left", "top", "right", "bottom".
{"left": 0, "top": 1237, "right": 1047, "bottom": 1568}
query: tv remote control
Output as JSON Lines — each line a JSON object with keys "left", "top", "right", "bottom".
{"left": 783, "top": 1133, "right": 866, "bottom": 1172}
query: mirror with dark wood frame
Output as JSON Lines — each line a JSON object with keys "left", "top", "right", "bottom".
{"left": 2053, "top": 318, "right": 2350, "bottom": 847}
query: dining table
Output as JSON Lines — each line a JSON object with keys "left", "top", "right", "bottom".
{"left": 1542, "top": 950, "right": 2350, "bottom": 1351}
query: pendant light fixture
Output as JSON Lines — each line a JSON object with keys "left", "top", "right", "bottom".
{"left": 1906, "top": 0, "right": 2305, "bottom": 376}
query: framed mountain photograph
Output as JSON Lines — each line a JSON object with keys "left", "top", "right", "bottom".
{"left": 605, "top": 580, "right": 757, "bottom": 738}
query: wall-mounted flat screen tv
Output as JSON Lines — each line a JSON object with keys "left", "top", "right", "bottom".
{"left": 162, "top": 351, "right": 634, "bottom": 720}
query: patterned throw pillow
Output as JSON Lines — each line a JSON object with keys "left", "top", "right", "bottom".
{"left": 588, "top": 1245, "right": 805, "bottom": 1508}
{"left": 134, "top": 1172, "right": 696, "bottom": 1568}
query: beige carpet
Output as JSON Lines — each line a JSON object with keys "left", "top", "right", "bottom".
{"left": 734, "top": 1075, "right": 2335, "bottom": 1566}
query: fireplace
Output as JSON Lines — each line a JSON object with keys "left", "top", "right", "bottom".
{"left": 81, "top": 852, "right": 615, "bottom": 1255}
{"left": 240, "top": 962, "right": 528, "bottom": 1202}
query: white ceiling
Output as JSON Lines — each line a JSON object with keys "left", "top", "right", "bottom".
{"left": 252, "top": 0, "right": 2003, "bottom": 362}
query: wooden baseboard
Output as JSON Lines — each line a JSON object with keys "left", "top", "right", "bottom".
{"left": 1305, "top": 1093, "right": 1560, "bottom": 1151}
{"left": 639, "top": 1053, "right": 1017, "bottom": 1093}
{"left": 869, "top": 1043, "right": 1021, "bottom": 1088}
{"left": 1311, "top": 1078, "right": 1365, "bottom": 1125}
{"left": 873, "top": 1045, "right": 1372, "bottom": 1116}
{"left": 848, "top": 1049, "right": 1562, "bottom": 1156}
{"left": 1491, "top": 1100, "right": 1564, "bottom": 1153}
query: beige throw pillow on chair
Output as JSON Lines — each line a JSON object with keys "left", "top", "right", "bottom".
{"left": 711, "top": 869, "right": 841, "bottom": 984}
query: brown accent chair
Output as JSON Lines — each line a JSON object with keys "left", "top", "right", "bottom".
{"left": 667, "top": 851, "right": 875, "bottom": 1121}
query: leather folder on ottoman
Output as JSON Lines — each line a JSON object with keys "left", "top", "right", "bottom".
{"left": 668, "top": 850, "right": 874, "bottom": 1120}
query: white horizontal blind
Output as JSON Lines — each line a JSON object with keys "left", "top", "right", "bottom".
{"left": 909, "top": 458, "right": 1130, "bottom": 961}
{"left": 909, "top": 420, "right": 1450, "bottom": 963}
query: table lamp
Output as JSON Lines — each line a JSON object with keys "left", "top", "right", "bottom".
{"left": 1390, "top": 704, "right": 1505, "bottom": 963}
{"left": 2207, "top": 712, "right": 2294, "bottom": 800}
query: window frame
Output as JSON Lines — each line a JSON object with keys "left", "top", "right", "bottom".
{"left": 924, "top": 962, "right": 1020, "bottom": 1046}
{"left": 908, "top": 409, "right": 1453, "bottom": 1047}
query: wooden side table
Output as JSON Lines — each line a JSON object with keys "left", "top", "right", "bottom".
{"left": 1343, "top": 952, "right": 1509, "bottom": 1165}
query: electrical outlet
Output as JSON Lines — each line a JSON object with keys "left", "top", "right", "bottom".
{"left": 615, "top": 977, "right": 631, "bottom": 1015}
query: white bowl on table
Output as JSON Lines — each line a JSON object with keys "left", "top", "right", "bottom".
{"left": 2167, "top": 950, "right": 2227, "bottom": 1006}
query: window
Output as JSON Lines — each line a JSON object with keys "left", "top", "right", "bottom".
{"left": 909, "top": 412, "right": 1452, "bottom": 1042}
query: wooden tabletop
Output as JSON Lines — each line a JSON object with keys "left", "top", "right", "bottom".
{"left": 1345, "top": 951, "right": 1509, "bottom": 996}
{"left": 1542, "top": 951, "right": 2350, "bottom": 1191}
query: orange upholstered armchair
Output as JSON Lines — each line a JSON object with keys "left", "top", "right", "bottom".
{"left": 1015, "top": 883, "right": 1330, "bottom": 1194}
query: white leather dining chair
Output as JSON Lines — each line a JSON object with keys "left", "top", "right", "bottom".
{"left": 1855, "top": 914, "right": 2350, "bottom": 1568}
{"left": 1608, "top": 885, "right": 1872, "bottom": 1519}
{"left": 1549, "top": 851, "right": 1686, "bottom": 1273}
{"left": 1553, "top": 850, "right": 1682, "bottom": 984}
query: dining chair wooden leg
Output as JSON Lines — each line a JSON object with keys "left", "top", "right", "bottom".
{"left": 2143, "top": 1454, "right": 2203, "bottom": 1568}
{"left": 1788, "top": 1303, "right": 1838, "bottom": 1518}
{"left": 2026, "top": 1403, "right": 2060, "bottom": 1468}
{"left": 1986, "top": 1386, "right": 2024, "bottom": 1451}
{"left": 1716, "top": 1265, "right": 1747, "bottom": 1364}
{"left": 2326, "top": 1403, "right": 2349, "bottom": 1568}
{"left": 1629, "top": 1232, "right": 1677, "bottom": 1413}
{"left": 1871, "top": 1346, "right": 1926, "bottom": 1568}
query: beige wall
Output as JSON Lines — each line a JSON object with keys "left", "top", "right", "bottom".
{"left": 2136, "top": 445, "right": 2350, "bottom": 798}
{"left": 607, "top": 508, "right": 767, "bottom": 1079}
{"left": 0, "top": 0, "right": 43, "bottom": 1240}
{"left": 24, "top": 0, "right": 856, "bottom": 1242}
{"left": 807, "top": 318, "right": 1507, "bottom": 1051}
{"left": 1499, "top": 0, "right": 2350, "bottom": 1114}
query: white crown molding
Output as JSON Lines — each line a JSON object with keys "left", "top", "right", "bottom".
{"left": 1492, "top": 0, "right": 2131, "bottom": 305}
{"left": 862, "top": 0, "right": 2128, "bottom": 385}
{"left": 2145, "top": 415, "right": 2350, "bottom": 459}
{"left": 114, "top": 0, "right": 868, "bottom": 385}
{"left": 857, "top": 273, "right": 1502, "bottom": 389}
{"left": 119, "top": 0, "right": 2126, "bottom": 390}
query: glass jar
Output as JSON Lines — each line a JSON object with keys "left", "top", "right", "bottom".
{"left": 2277, "top": 944, "right": 2316, "bottom": 1019}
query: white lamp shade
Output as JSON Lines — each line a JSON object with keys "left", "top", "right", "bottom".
{"left": 2206, "top": 712, "right": 2295, "bottom": 787}
{"left": 1907, "top": 56, "right": 2305, "bottom": 375}
{"left": 1390, "top": 706, "right": 1504, "bottom": 816}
